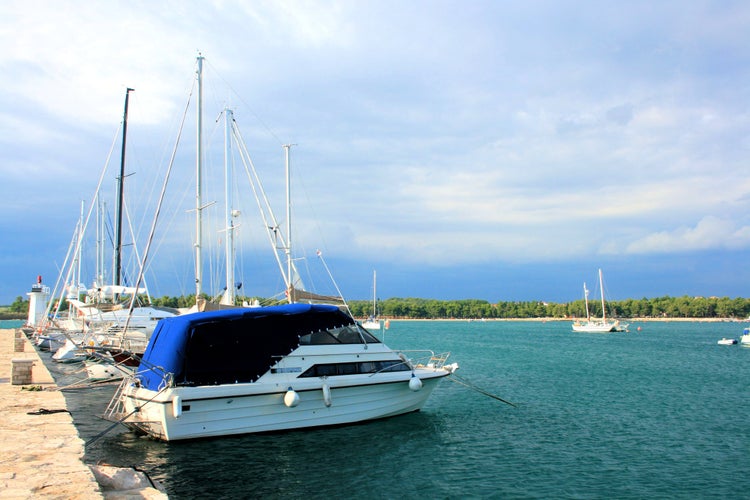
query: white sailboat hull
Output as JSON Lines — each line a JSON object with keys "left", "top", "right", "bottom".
{"left": 362, "top": 320, "right": 382, "bottom": 330}
{"left": 119, "top": 368, "right": 448, "bottom": 441}
{"left": 572, "top": 321, "right": 617, "bottom": 333}
{"left": 36, "top": 331, "right": 67, "bottom": 351}
{"left": 85, "top": 359, "right": 134, "bottom": 381}
{"left": 52, "top": 338, "right": 87, "bottom": 363}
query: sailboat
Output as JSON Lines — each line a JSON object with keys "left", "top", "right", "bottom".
{"left": 55, "top": 89, "right": 175, "bottom": 333}
{"left": 39, "top": 89, "right": 177, "bottom": 377}
{"left": 572, "top": 269, "right": 628, "bottom": 333}
{"left": 362, "top": 270, "right": 382, "bottom": 331}
{"left": 103, "top": 54, "right": 458, "bottom": 441}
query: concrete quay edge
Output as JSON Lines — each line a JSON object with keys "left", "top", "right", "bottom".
{"left": 0, "top": 328, "right": 166, "bottom": 499}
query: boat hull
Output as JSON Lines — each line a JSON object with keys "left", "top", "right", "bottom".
{"left": 85, "top": 358, "right": 135, "bottom": 381}
{"left": 572, "top": 322, "right": 617, "bottom": 333}
{"left": 717, "top": 338, "right": 738, "bottom": 345}
{"left": 119, "top": 369, "right": 448, "bottom": 441}
{"left": 362, "top": 320, "right": 382, "bottom": 330}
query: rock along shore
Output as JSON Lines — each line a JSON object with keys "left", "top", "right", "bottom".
{"left": 0, "top": 329, "right": 166, "bottom": 499}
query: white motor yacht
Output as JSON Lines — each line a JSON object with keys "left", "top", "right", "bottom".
{"left": 105, "top": 303, "right": 457, "bottom": 441}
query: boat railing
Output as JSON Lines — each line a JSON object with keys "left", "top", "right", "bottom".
{"left": 398, "top": 350, "right": 452, "bottom": 370}
{"left": 103, "top": 376, "right": 131, "bottom": 421}
{"left": 103, "top": 369, "right": 174, "bottom": 423}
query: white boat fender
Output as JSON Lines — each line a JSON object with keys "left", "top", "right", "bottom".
{"left": 172, "top": 396, "right": 182, "bottom": 418}
{"left": 284, "top": 387, "right": 300, "bottom": 408}
{"left": 409, "top": 373, "right": 423, "bottom": 391}
{"left": 322, "top": 382, "right": 332, "bottom": 407}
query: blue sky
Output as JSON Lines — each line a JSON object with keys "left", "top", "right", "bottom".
{"left": 1, "top": 1, "right": 749, "bottom": 305}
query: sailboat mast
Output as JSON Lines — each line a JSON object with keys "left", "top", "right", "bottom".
{"left": 76, "top": 200, "right": 84, "bottom": 294}
{"left": 583, "top": 282, "right": 590, "bottom": 322}
{"left": 195, "top": 54, "right": 204, "bottom": 301}
{"left": 283, "top": 143, "right": 293, "bottom": 299}
{"left": 223, "top": 108, "right": 235, "bottom": 305}
{"left": 114, "top": 87, "right": 134, "bottom": 287}
{"left": 598, "top": 268, "right": 606, "bottom": 322}
{"left": 372, "top": 270, "right": 377, "bottom": 316}
{"left": 96, "top": 197, "right": 105, "bottom": 287}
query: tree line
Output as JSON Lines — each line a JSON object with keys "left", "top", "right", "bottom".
{"left": 347, "top": 296, "right": 750, "bottom": 320}
{"left": 4, "top": 294, "right": 750, "bottom": 320}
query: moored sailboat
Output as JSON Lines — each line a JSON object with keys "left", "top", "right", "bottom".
{"left": 38, "top": 88, "right": 177, "bottom": 376}
{"left": 572, "top": 269, "right": 628, "bottom": 333}
{"left": 362, "top": 270, "right": 382, "bottom": 331}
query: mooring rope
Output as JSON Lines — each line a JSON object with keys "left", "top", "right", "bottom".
{"left": 85, "top": 380, "right": 171, "bottom": 448}
{"left": 448, "top": 374, "right": 517, "bottom": 408}
{"left": 26, "top": 408, "right": 70, "bottom": 415}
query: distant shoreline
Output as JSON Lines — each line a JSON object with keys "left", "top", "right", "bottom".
{"left": 5, "top": 314, "right": 747, "bottom": 324}
{"left": 0, "top": 313, "right": 25, "bottom": 320}
{"left": 377, "top": 317, "right": 749, "bottom": 323}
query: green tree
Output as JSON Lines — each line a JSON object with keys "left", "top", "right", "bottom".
{"left": 9, "top": 296, "right": 28, "bottom": 313}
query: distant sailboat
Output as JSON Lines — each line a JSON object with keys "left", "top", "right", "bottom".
{"left": 572, "top": 269, "right": 628, "bottom": 333}
{"left": 362, "top": 270, "right": 381, "bottom": 331}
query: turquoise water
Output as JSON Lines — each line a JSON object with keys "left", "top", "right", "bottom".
{"left": 0, "top": 319, "right": 24, "bottom": 328}
{"left": 54, "top": 320, "right": 749, "bottom": 499}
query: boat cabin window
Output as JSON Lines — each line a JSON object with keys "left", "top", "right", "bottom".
{"left": 298, "top": 324, "right": 381, "bottom": 345}
{"left": 299, "top": 360, "right": 409, "bottom": 377}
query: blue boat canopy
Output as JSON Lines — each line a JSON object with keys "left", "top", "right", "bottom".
{"left": 135, "top": 303, "right": 380, "bottom": 391}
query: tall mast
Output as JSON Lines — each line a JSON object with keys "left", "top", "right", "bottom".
{"left": 76, "top": 200, "right": 84, "bottom": 293}
{"left": 222, "top": 108, "right": 236, "bottom": 305}
{"left": 583, "top": 282, "right": 590, "bottom": 322}
{"left": 114, "top": 87, "right": 133, "bottom": 287}
{"left": 96, "top": 196, "right": 105, "bottom": 286}
{"left": 283, "top": 143, "right": 293, "bottom": 299}
{"left": 598, "top": 268, "right": 606, "bottom": 322}
{"left": 195, "top": 53, "right": 204, "bottom": 301}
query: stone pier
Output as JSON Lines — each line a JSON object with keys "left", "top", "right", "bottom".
{"left": 0, "top": 329, "right": 166, "bottom": 499}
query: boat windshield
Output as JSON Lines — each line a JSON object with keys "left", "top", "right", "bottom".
{"left": 299, "top": 324, "right": 381, "bottom": 345}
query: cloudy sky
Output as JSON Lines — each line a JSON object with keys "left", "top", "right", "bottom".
{"left": 1, "top": 1, "right": 749, "bottom": 306}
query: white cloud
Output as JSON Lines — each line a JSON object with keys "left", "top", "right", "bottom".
{"left": 235, "top": 1, "right": 355, "bottom": 49}
{"left": 625, "top": 216, "right": 750, "bottom": 254}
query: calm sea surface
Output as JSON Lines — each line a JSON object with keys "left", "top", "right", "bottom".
{"left": 44, "top": 320, "right": 749, "bottom": 499}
